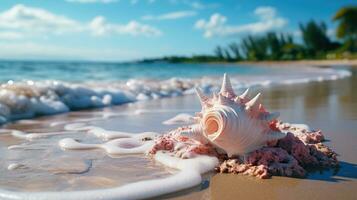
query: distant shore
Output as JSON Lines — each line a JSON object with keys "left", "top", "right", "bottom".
{"left": 236, "top": 59, "right": 357, "bottom": 67}
{"left": 138, "top": 57, "right": 357, "bottom": 67}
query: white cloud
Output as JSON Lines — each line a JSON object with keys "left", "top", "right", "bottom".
{"left": 169, "top": 0, "right": 218, "bottom": 9}
{"left": 0, "top": 4, "right": 81, "bottom": 35}
{"left": 0, "top": 31, "right": 25, "bottom": 40}
{"left": 254, "top": 6, "right": 276, "bottom": 19}
{"left": 0, "top": 4, "right": 162, "bottom": 38}
{"left": 0, "top": 41, "right": 143, "bottom": 61}
{"left": 186, "top": 1, "right": 219, "bottom": 9}
{"left": 89, "top": 16, "right": 162, "bottom": 36}
{"left": 65, "top": 0, "right": 118, "bottom": 3}
{"left": 195, "top": 6, "right": 287, "bottom": 38}
{"left": 142, "top": 10, "right": 196, "bottom": 21}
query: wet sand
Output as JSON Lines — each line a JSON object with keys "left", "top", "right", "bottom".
{"left": 203, "top": 66, "right": 357, "bottom": 200}
{"left": 0, "top": 65, "right": 356, "bottom": 199}
{"left": 158, "top": 66, "right": 357, "bottom": 200}
{"left": 238, "top": 59, "right": 357, "bottom": 67}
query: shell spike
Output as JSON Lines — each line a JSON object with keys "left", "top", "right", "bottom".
{"left": 239, "top": 88, "right": 250, "bottom": 100}
{"left": 195, "top": 87, "right": 209, "bottom": 106}
{"left": 218, "top": 93, "right": 231, "bottom": 105}
{"left": 234, "top": 96, "right": 240, "bottom": 103}
{"left": 245, "top": 93, "right": 261, "bottom": 114}
{"left": 220, "top": 73, "right": 235, "bottom": 98}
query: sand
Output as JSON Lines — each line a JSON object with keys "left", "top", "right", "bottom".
{"left": 238, "top": 59, "right": 357, "bottom": 67}
{"left": 0, "top": 63, "right": 356, "bottom": 199}
{"left": 173, "top": 66, "right": 357, "bottom": 200}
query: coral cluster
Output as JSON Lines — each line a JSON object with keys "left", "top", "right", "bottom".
{"left": 149, "top": 74, "right": 338, "bottom": 178}
{"left": 151, "top": 122, "right": 338, "bottom": 178}
{"left": 215, "top": 122, "right": 338, "bottom": 178}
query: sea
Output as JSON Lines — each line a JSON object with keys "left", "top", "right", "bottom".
{"left": 0, "top": 60, "right": 351, "bottom": 124}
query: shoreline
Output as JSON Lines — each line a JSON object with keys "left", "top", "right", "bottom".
{"left": 0, "top": 67, "right": 356, "bottom": 199}
{"left": 191, "top": 59, "right": 357, "bottom": 67}
{"left": 0, "top": 61, "right": 352, "bottom": 126}
{"left": 236, "top": 59, "right": 357, "bottom": 67}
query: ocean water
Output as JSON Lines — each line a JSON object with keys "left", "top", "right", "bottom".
{"left": 0, "top": 60, "right": 351, "bottom": 124}
{"left": 0, "top": 61, "right": 272, "bottom": 82}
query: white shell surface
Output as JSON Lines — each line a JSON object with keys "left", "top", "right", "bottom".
{"left": 181, "top": 73, "right": 286, "bottom": 156}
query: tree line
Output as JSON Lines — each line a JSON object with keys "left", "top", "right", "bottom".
{"left": 140, "top": 6, "right": 356, "bottom": 63}
{"left": 212, "top": 6, "right": 356, "bottom": 61}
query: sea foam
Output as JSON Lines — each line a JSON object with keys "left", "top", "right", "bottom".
{"left": 0, "top": 125, "right": 218, "bottom": 200}
{"left": 0, "top": 67, "right": 351, "bottom": 125}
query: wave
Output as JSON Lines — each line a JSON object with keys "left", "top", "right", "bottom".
{"left": 0, "top": 66, "right": 351, "bottom": 125}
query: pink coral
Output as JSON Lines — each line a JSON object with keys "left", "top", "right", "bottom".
{"left": 216, "top": 147, "right": 306, "bottom": 178}
{"left": 149, "top": 128, "right": 217, "bottom": 158}
{"left": 150, "top": 122, "right": 338, "bottom": 178}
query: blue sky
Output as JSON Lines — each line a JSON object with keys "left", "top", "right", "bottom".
{"left": 0, "top": 0, "right": 354, "bottom": 61}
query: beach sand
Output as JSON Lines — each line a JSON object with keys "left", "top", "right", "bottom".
{"left": 0, "top": 64, "right": 356, "bottom": 199}
{"left": 238, "top": 59, "right": 357, "bottom": 67}
{"left": 173, "top": 65, "right": 357, "bottom": 200}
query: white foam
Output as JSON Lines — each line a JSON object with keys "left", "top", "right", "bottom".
{"left": 11, "top": 130, "right": 74, "bottom": 141}
{"left": 59, "top": 137, "right": 155, "bottom": 155}
{"left": 0, "top": 67, "right": 351, "bottom": 125}
{"left": 0, "top": 124, "right": 219, "bottom": 200}
{"left": 162, "top": 113, "right": 195, "bottom": 125}
{"left": 88, "top": 127, "right": 158, "bottom": 141}
{"left": 60, "top": 126, "right": 158, "bottom": 155}
{"left": 0, "top": 153, "right": 217, "bottom": 200}
{"left": 7, "top": 163, "right": 25, "bottom": 170}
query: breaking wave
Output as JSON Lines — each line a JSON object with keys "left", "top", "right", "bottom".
{"left": 0, "top": 66, "right": 351, "bottom": 125}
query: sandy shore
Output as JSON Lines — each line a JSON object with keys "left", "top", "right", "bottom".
{"left": 238, "top": 59, "right": 357, "bottom": 67}
{"left": 0, "top": 63, "right": 356, "bottom": 199}
{"left": 172, "top": 67, "right": 357, "bottom": 200}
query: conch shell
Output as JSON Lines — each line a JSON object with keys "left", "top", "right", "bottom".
{"left": 181, "top": 74, "right": 286, "bottom": 157}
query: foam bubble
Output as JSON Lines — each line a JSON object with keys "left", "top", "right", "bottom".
{"left": 11, "top": 130, "right": 74, "bottom": 141}
{"left": 7, "top": 163, "right": 26, "bottom": 171}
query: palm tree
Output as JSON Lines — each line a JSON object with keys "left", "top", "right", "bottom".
{"left": 228, "top": 42, "right": 242, "bottom": 61}
{"left": 214, "top": 45, "right": 225, "bottom": 60}
{"left": 241, "top": 35, "right": 268, "bottom": 61}
{"left": 333, "top": 6, "right": 357, "bottom": 51}
{"left": 299, "top": 20, "right": 334, "bottom": 56}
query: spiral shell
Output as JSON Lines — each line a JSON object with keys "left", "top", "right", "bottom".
{"left": 181, "top": 74, "right": 286, "bottom": 157}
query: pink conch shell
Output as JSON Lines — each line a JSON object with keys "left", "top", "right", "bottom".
{"left": 181, "top": 74, "right": 286, "bottom": 157}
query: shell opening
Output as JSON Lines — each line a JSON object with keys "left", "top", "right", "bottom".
{"left": 206, "top": 118, "right": 219, "bottom": 135}
{"left": 202, "top": 110, "right": 225, "bottom": 141}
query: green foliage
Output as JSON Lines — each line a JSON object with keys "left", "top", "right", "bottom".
{"left": 139, "top": 55, "right": 224, "bottom": 63}
{"left": 214, "top": 46, "right": 225, "bottom": 60}
{"left": 140, "top": 6, "right": 356, "bottom": 63}
{"left": 333, "top": 6, "right": 357, "bottom": 39}
{"left": 228, "top": 43, "right": 242, "bottom": 61}
{"left": 239, "top": 32, "right": 299, "bottom": 61}
{"left": 299, "top": 20, "right": 336, "bottom": 54}
{"left": 333, "top": 6, "right": 357, "bottom": 52}
{"left": 241, "top": 35, "right": 268, "bottom": 60}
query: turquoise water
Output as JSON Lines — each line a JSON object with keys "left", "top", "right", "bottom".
{"left": 0, "top": 61, "right": 270, "bottom": 82}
